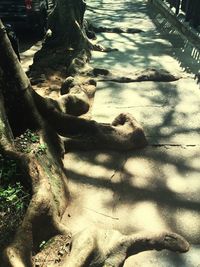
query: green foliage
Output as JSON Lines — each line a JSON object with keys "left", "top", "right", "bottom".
{"left": 0, "top": 182, "right": 29, "bottom": 212}
{"left": 0, "top": 155, "right": 30, "bottom": 250}
{"left": 15, "top": 129, "right": 40, "bottom": 153}
{"left": 15, "top": 130, "right": 47, "bottom": 155}
{"left": 35, "top": 143, "right": 47, "bottom": 155}
{"left": 25, "top": 129, "right": 39, "bottom": 143}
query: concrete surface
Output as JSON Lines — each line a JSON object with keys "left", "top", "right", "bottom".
{"left": 63, "top": 0, "right": 200, "bottom": 266}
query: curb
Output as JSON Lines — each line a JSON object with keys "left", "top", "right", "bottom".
{"left": 149, "top": 0, "right": 200, "bottom": 51}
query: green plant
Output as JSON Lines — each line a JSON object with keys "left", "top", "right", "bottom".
{"left": 0, "top": 155, "right": 30, "bottom": 250}
{"left": 0, "top": 182, "right": 29, "bottom": 212}
{"left": 25, "top": 130, "right": 39, "bottom": 143}
{"left": 14, "top": 130, "right": 40, "bottom": 153}
{"left": 35, "top": 143, "right": 47, "bottom": 155}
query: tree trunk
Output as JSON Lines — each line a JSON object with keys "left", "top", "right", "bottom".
{"left": 48, "top": 0, "right": 87, "bottom": 47}
{"left": 0, "top": 13, "right": 189, "bottom": 267}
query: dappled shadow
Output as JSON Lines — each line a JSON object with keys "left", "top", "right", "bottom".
{"left": 92, "top": 79, "right": 200, "bottom": 145}
{"left": 64, "top": 144, "right": 200, "bottom": 222}
{"left": 65, "top": 165, "right": 200, "bottom": 212}
{"left": 63, "top": 1, "right": 200, "bottom": 266}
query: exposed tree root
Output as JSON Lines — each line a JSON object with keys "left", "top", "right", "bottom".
{"left": 33, "top": 234, "right": 72, "bottom": 266}
{"left": 90, "top": 25, "right": 144, "bottom": 34}
{"left": 59, "top": 76, "right": 96, "bottom": 117}
{"left": 92, "top": 43, "right": 119, "bottom": 53}
{"left": 63, "top": 113, "right": 148, "bottom": 151}
{"left": 55, "top": 228, "right": 189, "bottom": 267}
{"left": 32, "top": 90, "right": 148, "bottom": 150}
{"left": 92, "top": 67, "right": 181, "bottom": 83}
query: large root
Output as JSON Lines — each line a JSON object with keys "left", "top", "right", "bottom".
{"left": 30, "top": 86, "right": 148, "bottom": 151}
{"left": 55, "top": 227, "right": 189, "bottom": 267}
{"left": 63, "top": 113, "right": 148, "bottom": 151}
{"left": 92, "top": 67, "right": 181, "bottom": 83}
{"left": 89, "top": 24, "right": 143, "bottom": 34}
{"left": 59, "top": 76, "right": 96, "bottom": 116}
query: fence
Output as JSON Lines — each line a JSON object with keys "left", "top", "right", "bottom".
{"left": 164, "top": 0, "right": 200, "bottom": 27}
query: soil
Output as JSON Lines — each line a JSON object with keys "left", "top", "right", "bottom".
{"left": 33, "top": 234, "right": 72, "bottom": 267}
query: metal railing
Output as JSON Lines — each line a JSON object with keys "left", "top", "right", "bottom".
{"left": 164, "top": 0, "right": 200, "bottom": 27}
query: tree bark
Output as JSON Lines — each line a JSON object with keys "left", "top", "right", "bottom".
{"left": 48, "top": 0, "right": 87, "bottom": 47}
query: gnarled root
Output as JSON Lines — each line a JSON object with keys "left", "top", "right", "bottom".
{"left": 63, "top": 113, "right": 148, "bottom": 151}
{"left": 58, "top": 227, "right": 189, "bottom": 267}
{"left": 92, "top": 67, "right": 180, "bottom": 83}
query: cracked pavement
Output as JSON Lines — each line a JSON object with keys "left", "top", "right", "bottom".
{"left": 63, "top": 0, "right": 200, "bottom": 266}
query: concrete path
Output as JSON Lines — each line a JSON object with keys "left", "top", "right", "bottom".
{"left": 63, "top": 0, "right": 200, "bottom": 266}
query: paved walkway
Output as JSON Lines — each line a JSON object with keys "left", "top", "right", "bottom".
{"left": 63, "top": 0, "right": 200, "bottom": 266}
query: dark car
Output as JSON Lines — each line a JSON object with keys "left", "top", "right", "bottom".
{"left": 0, "top": 0, "right": 55, "bottom": 35}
